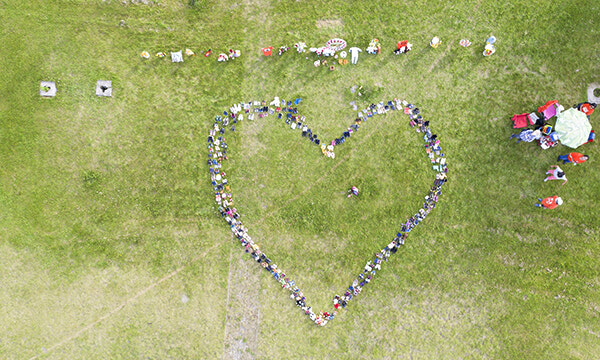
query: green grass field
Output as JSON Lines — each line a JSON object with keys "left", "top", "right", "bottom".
{"left": 1, "top": 0, "right": 600, "bottom": 358}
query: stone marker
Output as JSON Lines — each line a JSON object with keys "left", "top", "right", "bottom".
{"left": 40, "top": 81, "right": 56, "bottom": 97}
{"left": 588, "top": 83, "right": 600, "bottom": 104}
{"left": 96, "top": 80, "right": 112, "bottom": 97}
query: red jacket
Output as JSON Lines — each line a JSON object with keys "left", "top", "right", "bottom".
{"left": 568, "top": 152, "right": 587, "bottom": 164}
{"left": 262, "top": 47, "right": 273, "bottom": 56}
{"left": 580, "top": 103, "right": 595, "bottom": 116}
{"left": 542, "top": 196, "right": 560, "bottom": 209}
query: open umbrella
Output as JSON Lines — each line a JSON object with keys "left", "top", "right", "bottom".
{"left": 554, "top": 108, "right": 592, "bottom": 148}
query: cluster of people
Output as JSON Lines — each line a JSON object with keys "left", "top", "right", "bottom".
{"left": 320, "top": 98, "right": 450, "bottom": 161}
{"left": 511, "top": 100, "right": 596, "bottom": 149}
{"left": 394, "top": 40, "right": 413, "bottom": 55}
{"left": 510, "top": 100, "right": 596, "bottom": 209}
{"left": 332, "top": 105, "right": 448, "bottom": 313}
{"left": 207, "top": 97, "right": 448, "bottom": 325}
{"left": 321, "top": 100, "right": 405, "bottom": 158}
{"left": 509, "top": 99, "right": 594, "bottom": 209}
{"left": 208, "top": 99, "right": 331, "bottom": 324}
{"left": 347, "top": 186, "right": 359, "bottom": 198}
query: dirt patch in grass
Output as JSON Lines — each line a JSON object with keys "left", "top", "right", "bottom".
{"left": 316, "top": 19, "right": 343, "bottom": 29}
{"left": 222, "top": 246, "right": 261, "bottom": 360}
{"left": 241, "top": 115, "right": 267, "bottom": 159}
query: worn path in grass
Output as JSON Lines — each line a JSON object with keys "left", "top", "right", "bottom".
{"left": 28, "top": 243, "right": 220, "bottom": 360}
{"left": 220, "top": 0, "right": 272, "bottom": 357}
{"left": 221, "top": 246, "right": 261, "bottom": 360}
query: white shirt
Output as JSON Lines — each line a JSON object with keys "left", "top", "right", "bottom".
{"left": 349, "top": 47, "right": 362, "bottom": 55}
{"left": 553, "top": 166, "right": 566, "bottom": 179}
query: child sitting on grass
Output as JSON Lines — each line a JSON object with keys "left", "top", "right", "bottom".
{"left": 544, "top": 165, "right": 567, "bottom": 185}
{"left": 347, "top": 186, "right": 359, "bottom": 198}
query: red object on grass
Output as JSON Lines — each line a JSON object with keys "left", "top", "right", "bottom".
{"left": 538, "top": 100, "right": 558, "bottom": 113}
{"left": 541, "top": 196, "right": 560, "bottom": 209}
{"left": 512, "top": 113, "right": 530, "bottom": 128}
{"left": 261, "top": 46, "right": 273, "bottom": 56}
{"left": 397, "top": 40, "right": 409, "bottom": 49}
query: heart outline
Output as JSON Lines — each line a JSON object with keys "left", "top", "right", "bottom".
{"left": 207, "top": 97, "right": 448, "bottom": 326}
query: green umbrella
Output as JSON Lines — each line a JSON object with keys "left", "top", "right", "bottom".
{"left": 555, "top": 108, "right": 592, "bottom": 148}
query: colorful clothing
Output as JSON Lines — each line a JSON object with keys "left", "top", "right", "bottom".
{"left": 541, "top": 196, "right": 560, "bottom": 209}
{"left": 545, "top": 166, "right": 567, "bottom": 184}
{"left": 261, "top": 46, "right": 273, "bottom": 56}
{"left": 511, "top": 113, "right": 533, "bottom": 128}
{"left": 511, "top": 129, "right": 541, "bottom": 143}
{"left": 538, "top": 100, "right": 559, "bottom": 120}
{"left": 576, "top": 102, "right": 596, "bottom": 116}
{"left": 558, "top": 152, "right": 588, "bottom": 165}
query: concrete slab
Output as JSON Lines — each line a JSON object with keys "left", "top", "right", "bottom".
{"left": 588, "top": 83, "right": 600, "bottom": 104}
{"left": 96, "top": 80, "right": 112, "bottom": 97}
{"left": 40, "top": 81, "right": 56, "bottom": 97}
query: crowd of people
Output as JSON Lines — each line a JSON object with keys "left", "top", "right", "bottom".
{"left": 509, "top": 100, "right": 594, "bottom": 209}
{"left": 207, "top": 97, "right": 448, "bottom": 325}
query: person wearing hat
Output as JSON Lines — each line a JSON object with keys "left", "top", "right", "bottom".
{"left": 535, "top": 196, "right": 563, "bottom": 209}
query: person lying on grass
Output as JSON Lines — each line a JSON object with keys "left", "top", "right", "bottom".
{"left": 557, "top": 152, "right": 588, "bottom": 165}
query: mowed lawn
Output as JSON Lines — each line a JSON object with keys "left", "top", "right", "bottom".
{"left": 1, "top": 0, "right": 599, "bottom": 358}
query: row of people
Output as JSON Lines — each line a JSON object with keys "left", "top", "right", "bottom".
{"left": 143, "top": 36, "right": 497, "bottom": 64}
{"left": 333, "top": 103, "right": 448, "bottom": 313}
{"left": 207, "top": 98, "right": 448, "bottom": 325}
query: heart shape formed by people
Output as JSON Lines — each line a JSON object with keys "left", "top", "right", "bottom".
{"left": 207, "top": 97, "right": 448, "bottom": 326}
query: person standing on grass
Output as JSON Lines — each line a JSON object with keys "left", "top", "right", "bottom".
{"left": 557, "top": 152, "right": 589, "bottom": 165}
{"left": 544, "top": 165, "right": 568, "bottom": 185}
{"left": 349, "top": 47, "right": 361, "bottom": 64}
{"left": 535, "top": 196, "right": 563, "bottom": 209}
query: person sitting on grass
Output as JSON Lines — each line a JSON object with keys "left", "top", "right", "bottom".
{"left": 535, "top": 196, "right": 563, "bottom": 209}
{"left": 544, "top": 165, "right": 568, "bottom": 185}
{"left": 347, "top": 186, "right": 359, "bottom": 198}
